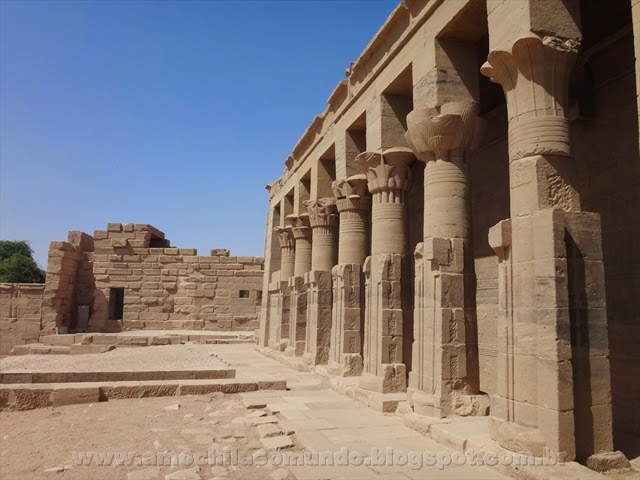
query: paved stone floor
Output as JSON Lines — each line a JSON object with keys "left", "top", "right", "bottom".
{"left": 215, "top": 345, "right": 506, "bottom": 480}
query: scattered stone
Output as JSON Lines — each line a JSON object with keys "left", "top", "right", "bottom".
{"left": 242, "top": 398, "right": 267, "bottom": 409}
{"left": 248, "top": 416, "right": 278, "bottom": 426}
{"left": 163, "top": 403, "right": 181, "bottom": 411}
{"left": 231, "top": 417, "right": 244, "bottom": 424}
{"left": 153, "top": 440, "right": 161, "bottom": 449}
{"left": 246, "top": 409, "right": 267, "bottom": 418}
{"left": 165, "top": 466, "right": 201, "bottom": 479}
{"left": 586, "top": 451, "right": 632, "bottom": 473}
{"left": 257, "top": 423, "right": 282, "bottom": 438}
{"left": 43, "top": 466, "right": 64, "bottom": 473}
{"left": 261, "top": 435, "right": 294, "bottom": 451}
{"left": 184, "top": 414, "right": 194, "bottom": 418}
{"left": 127, "top": 467, "right": 161, "bottom": 480}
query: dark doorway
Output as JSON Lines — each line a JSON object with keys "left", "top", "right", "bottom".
{"left": 109, "top": 288, "right": 125, "bottom": 320}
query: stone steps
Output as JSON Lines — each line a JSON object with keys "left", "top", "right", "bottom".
{"left": 9, "top": 331, "right": 256, "bottom": 356}
{"left": 0, "top": 378, "right": 287, "bottom": 411}
{"left": 0, "top": 367, "right": 236, "bottom": 384}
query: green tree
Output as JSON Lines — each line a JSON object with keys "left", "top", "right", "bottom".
{"left": 0, "top": 240, "right": 46, "bottom": 283}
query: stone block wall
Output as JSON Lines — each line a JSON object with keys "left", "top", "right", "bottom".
{"left": 87, "top": 223, "right": 264, "bottom": 332}
{"left": 0, "top": 222, "right": 264, "bottom": 338}
{"left": 41, "top": 231, "right": 95, "bottom": 332}
{"left": 0, "top": 283, "right": 44, "bottom": 356}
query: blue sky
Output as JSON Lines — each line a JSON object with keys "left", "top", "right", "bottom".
{"left": 0, "top": 0, "right": 397, "bottom": 267}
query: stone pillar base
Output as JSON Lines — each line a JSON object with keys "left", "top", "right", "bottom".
{"left": 283, "top": 341, "right": 305, "bottom": 357}
{"left": 327, "top": 354, "right": 363, "bottom": 377}
{"left": 359, "top": 364, "right": 406, "bottom": 394}
{"left": 408, "top": 387, "right": 489, "bottom": 418}
{"left": 489, "top": 417, "right": 547, "bottom": 457}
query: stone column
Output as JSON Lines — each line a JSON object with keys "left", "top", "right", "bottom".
{"left": 284, "top": 214, "right": 311, "bottom": 357}
{"left": 274, "top": 226, "right": 295, "bottom": 280}
{"left": 481, "top": 34, "right": 613, "bottom": 461}
{"left": 356, "top": 147, "right": 413, "bottom": 393}
{"left": 268, "top": 226, "right": 294, "bottom": 350}
{"left": 404, "top": 101, "right": 488, "bottom": 418}
{"left": 328, "top": 175, "right": 370, "bottom": 376}
{"left": 302, "top": 198, "right": 338, "bottom": 365}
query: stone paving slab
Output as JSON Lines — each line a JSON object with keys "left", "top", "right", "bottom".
{"left": 210, "top": 345, "right": 510, "bottom": 480}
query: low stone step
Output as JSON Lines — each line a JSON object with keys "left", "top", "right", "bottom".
{"left": 0, "top": 367, "right": 236, "bottom": 384}
{"left": 0, "top": 378, "right": 287, "bottom": 411}
{"left": 70, "top": 344, "right": 115, "bottom": 355}
{"left": 11, "top": 344, "right": 71, "bottom": 356}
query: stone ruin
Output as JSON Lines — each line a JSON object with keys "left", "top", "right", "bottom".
{"left": 0, "top": 222, "right": 264, "bottom": 355}
{"left": 259, "top": 0, "right": 640, "bottom": 471}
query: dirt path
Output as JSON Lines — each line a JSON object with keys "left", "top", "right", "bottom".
{"left": 0, "top": 394, "right": 289, "bottom": 480}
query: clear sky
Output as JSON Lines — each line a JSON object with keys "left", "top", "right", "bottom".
{"left": 0, "top": 0, "right": 398, "bottom": 267}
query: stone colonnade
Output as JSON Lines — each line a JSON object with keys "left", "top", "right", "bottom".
{"left": 263, "top": 4, "right": 619, "bottom": 466}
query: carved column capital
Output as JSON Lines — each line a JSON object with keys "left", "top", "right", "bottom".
{"left": 274, "top": 226, "right": 295, "bottom": 250}
{"left": 356, "top": 147, "right": 414, "bottom": 203}
{"left": 303, "top": 198, "right": 339, "bottom": 229}
{"left": 405, "top": 101, "right": 484, "bottom": 163}
{"left": 481, "top": 35, "right": 579, "bottom": 160}
{"left": 286, "top": 214, "right": 312, "bottom": 240}
{"left": 332, "top": 174, "right": 371, "bottom": 213}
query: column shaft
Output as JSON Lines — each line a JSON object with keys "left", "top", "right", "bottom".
{"left": 356, "top": 148, "right": 413, "bottom": 393}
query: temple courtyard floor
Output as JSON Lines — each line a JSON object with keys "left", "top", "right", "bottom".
{"left": 0, "top": 342, "right": 638, "bottom": 480}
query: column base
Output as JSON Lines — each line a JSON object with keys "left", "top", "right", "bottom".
{"left": 490, "top": 417, "right": 547, "bottom": 458}
{"left": 327, "top": 354, "right": 363, "bottom": 377}
{"left": 407, "top": 386, "right": 490, "bottom": 418}
{"left": 284, "top": 341, "right": 305, "bottom": 357}
{"left": 358, "top": 364, "right": 406, "bottom": 393}
{"left": 302, "top": 349, "right": 329, "bottom": 366}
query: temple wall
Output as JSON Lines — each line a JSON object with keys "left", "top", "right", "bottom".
{"left": 88, "top": 223, "right": 264, "bottom": 332}
{"left": 260, "top": 0, "right": 640, "bottom": 460}
{"left": 572, "top": 30, "right": 640, "bottom": 436}
{"left": 469, "top": 105, "right": 510, "bottom": 396}
{"left": 0, "top": 283, "right": 44, "bottom": 356}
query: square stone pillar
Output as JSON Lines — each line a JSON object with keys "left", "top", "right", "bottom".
{"left": 482, "top": 28, "right": 614, "bottom": 462}
{"left": 302, "top": 270, "right": 333, "bottom": 365}
{"left": 266, "top": 280, "right": 289, "bottom": 351}
{"left": 359, "top": 253, "right": 407, "bottom": 393}
{"left": 489, "top": 211, "right": 612, "bottom": 461}
{"left": 328, "top": 263, "right": 365, "bottom": 376}
{"left": 285, "top": 276, "right": 307, "bottom": 357}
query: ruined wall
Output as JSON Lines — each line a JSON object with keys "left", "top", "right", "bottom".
{"left": 0, "top": 283, "right": 44, "bottom": 356}
{"left": 89, "top": 223, "right": 264, "bottom": 332}
{"left": 41, "top": 231, "right": 95, "bottom": 332}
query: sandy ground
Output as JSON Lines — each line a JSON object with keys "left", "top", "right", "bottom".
{"left": 0, "top": 345, "right": 229, "bottom": 372}
{"left": 0, "top": 394, "right": 291, "bottom": 480}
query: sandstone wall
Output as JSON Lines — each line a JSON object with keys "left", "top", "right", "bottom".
{"left": 41, "top": 231, "right": 94, "bottom": 332}
{"left": 573, "top": 31, "right": 640, "bottom": 436}
{"left": 469, "top": 105, "right": 510, "bottom": 397}
{"left": 88, "top": 223, "right": 264, "bottom": 332}
{"left": 0, "top": 283, "right": 44, "bottom": 356}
